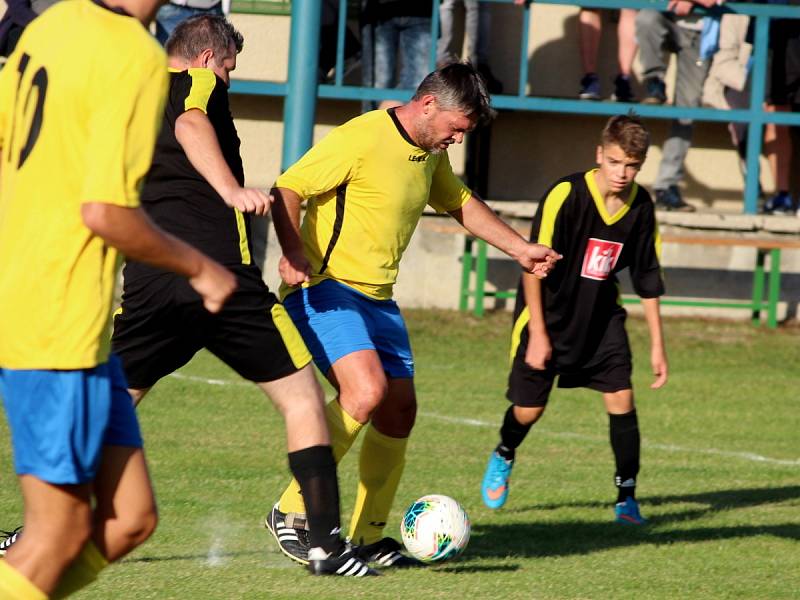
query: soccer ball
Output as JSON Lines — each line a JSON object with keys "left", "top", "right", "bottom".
{"left": 400, "top": 494, "right": 470, "bottom": 563}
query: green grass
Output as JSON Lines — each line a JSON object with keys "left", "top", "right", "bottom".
{"left": 1, "top": 310, "right": 799, "bottom": 599}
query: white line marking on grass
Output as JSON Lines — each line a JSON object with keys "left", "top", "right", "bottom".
{"left": 418, "top": 411, "right": 800, "bottom": 467}
{"left": 165, "top": 372, "right": 799, "bottom": 467}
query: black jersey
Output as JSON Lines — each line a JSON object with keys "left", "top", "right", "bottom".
{"left": 125, "top": 67, "right": 251, "bottom": 284}
{"left": 513, "top": 170, "right": 664, "bottom": 370}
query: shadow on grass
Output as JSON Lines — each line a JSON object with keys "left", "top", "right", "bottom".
{"left": 434, "top": 564, "right": 520, "bottom": 574}
{"left": 123, "top": 550, "right": 264, "bottom": 563}
{"left": 470, "top": 485, "right": 800, "bottom": 559}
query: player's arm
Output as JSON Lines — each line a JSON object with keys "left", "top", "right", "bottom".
{"left": 270, "top": 186, "right": 310, "bottom": 286}
{"left": 82, "top": 202, "right": 236, "bottom": 314}
{"left": 641, "top": 297, "right": 668, "bottom": 389}
{"left": 449, "top": 196, "right": 561, "bottom": 278}
{"left": 174, "top": 109, "right": 271, "bottom": 215}
{"left": 521, "top": 271, "right": 551, "bottom": 370}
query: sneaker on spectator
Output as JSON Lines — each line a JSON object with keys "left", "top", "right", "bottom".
{"left": 477, "top": 63, "right": 504, "bottom": 95}
{"left": 579, "top": 73, "right": 601, "bottom": 100}
{"left": 655, "top": 186, "right": 696, "bottom": 212}
{"left": 642, "top": 76, "right": 667, "bottom": 104}
{"left": 610, "top": 74, "right": 636, "bottom": 103}
{"left": 763, "top": 191, "right": 794, "bottom": 215}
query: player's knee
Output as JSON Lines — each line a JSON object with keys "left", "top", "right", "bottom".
{"left": 514, "top": 405, "right": 545, "bottom": 426}
{"left": 112, "top": 505, "right": 158, "bottom": 556}
{"left": 344, "top": 378, "right": 388, "bottom": 421}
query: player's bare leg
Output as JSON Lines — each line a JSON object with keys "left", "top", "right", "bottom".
{"left": 329, "top": 349, "right": 388, "bottom": 426}
{"left": 128, "top": 387, "right": 152, "bottom": 407}
{"left": 3, "top": 477, "right": 92, "bottom": 595}
{"left": 604, "top": 389, "right": 645, "bottom": 524}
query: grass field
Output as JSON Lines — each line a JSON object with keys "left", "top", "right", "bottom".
{"left": 1, "top": 310, "right": 798, "bottom": 599}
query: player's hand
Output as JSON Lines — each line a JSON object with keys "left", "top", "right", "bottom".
{"left": 667, "top": 0, "right": 694, "bottom": 16}
{"left": 517, "top": 243, "right": 561, "bottom": 279}
{"left": 279, "top": 250, "right": 311, "bottom": 286}
{"left": 223, "top": 186, "right": 273, "bottom": 216}
{"left": 525, "top": 331, "right": 552, "bottom": 370}
{"left": 189, "top": 258, "right": 237, "bottom": 314}
{"left": 650, "top": 345, "right": 668, "bottom": 389}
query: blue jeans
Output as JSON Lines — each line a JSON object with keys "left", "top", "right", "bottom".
{"left": 373, "top": 16, "right": 432, "bottom": 91}
{"left": 154, "top": 2, "right": 223, "bottom": 46}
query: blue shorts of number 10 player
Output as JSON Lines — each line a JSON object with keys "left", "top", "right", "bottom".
{"left": 283, "top": 279, "right": 415, "bottom": 378}
{"left": 0, "top": 354, "right": 142, "bottom": 485}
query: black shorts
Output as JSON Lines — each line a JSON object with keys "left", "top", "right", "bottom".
{"left": 111, "top": 266, "right": 311, "bottom": 389}
{"left": 506, "top": 312, "right": 633, "bottom": 407}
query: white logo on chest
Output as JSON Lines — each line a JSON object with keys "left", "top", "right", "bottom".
{"left": 581, "top": 238, "right": 623, "bottom": 280}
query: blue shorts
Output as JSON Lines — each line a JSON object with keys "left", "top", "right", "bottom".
{"left": 0, "top": 354, "right": 143, "bottom": 485}
{"left": 283, "top": 279, "right": 415, "bottom": 378}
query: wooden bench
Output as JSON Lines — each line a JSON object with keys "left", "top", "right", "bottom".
{"left": 458, "top": 233, "right": 800, "bottom": 328}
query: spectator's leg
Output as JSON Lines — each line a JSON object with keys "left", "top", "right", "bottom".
{"left": 464, "top": 0, "right": 479, "bottom": 66}
{"left": 437, "top": 0, "right": 459, "bottom": 66}
{"left": 763, "top": 104, "right": 792, "bottom": 193}
{"left": 635, "top": 10, "right": 670, "bottom": 80}
{"left": 617, "top": 9, "right": 638, "bottom": 77}
{"left": 578, "top": 9, "right": 602, "bottom": 76}
{"left": 373, "top": 19, "right": 399, "bottom": 90}
{"left": 654, "top": 27, "right": 708, "bottom": 191}
{"left": 397, "top": 17, "right": 433, "bottom": 91}
{"left": 476, "top": 1, "right": 492, "bottom": 67}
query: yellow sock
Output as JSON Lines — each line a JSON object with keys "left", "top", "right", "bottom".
{"left": 51, "top": 541, "right": 108, "bottom": 600}
{"left": 349, "top": 425, "right": 408, "bottom": 545}
{"left": 278, "top": 399, "right": 364, "bottom": 514}
{"left": 0, "top": 560, "right": 46, "bottom": 600}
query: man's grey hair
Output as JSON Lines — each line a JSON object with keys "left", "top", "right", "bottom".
{"left": 165, "top": 15, "right": 244, "bottom": 60}
{"left": 412, "top": 62, "right": 496, "bottom": 124}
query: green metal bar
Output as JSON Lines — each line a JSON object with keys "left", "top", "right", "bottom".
{"left": 333, "top": 0, "right": 347, "bottom": 87}
{"left": 767, "top": 248, "right": 781, "bottom": 328}
{"left": 751, "top": 249, "right": 766, "bottom": 325}
{"left": 474, "top": 239, "right": 489, "bottom": 317}
{"left": 517, "top": 2, "right": 531, "bottom": 97}
{"left": 459, "top": 238, "right": 474, "bottom": 312}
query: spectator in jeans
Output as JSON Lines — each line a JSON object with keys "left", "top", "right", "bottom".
{"left": 636, "top": 0, "right": 719, "bottom": 212}
{"left": 703, "top": 13, "right": 799, "bottom": 214}
{"left": 576, "top": 9, "right": 639, "bottom": 102}
{"left": 437, "top": 0, "right": 503, "bottom": 93}
{"left": 155, "top": 0, "right": 225, "bottom": 46}
{"left": 361, "top": 0, "right": 433, "bottom": 110}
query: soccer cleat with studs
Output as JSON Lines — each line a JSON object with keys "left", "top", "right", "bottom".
{"left": 614, "top": 497, "right": 648, "bottom": 525}
{"left": 481, "top": 450, "right": 514, "bottom": 509}
{"left": 0, "top": 527, "right": 21, "bottom": 556}
{"left": 264, "top": 503, "right": 311, "bottom": 565}
{"left": 355, "top": 536, "right": 424, "bottom": 568}
{"left": 308, "top": 544, "right": 380, "bottom": 576}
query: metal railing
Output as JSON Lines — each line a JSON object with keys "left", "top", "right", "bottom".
{"left": 229, "top": 0, "right": 800, "bottom": 214}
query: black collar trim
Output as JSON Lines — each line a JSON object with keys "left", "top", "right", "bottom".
{"left": 387, "top": 107, "right": 422, "bottom": 149}
{"left": 92, "top": 0, "right": 132, "bottom": 17}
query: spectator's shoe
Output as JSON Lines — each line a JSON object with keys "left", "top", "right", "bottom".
{"left": 0, "top": 527, "right": 22, "bottom": 556}
{"left": 610, "top": 74, "right": 636, "bottom": 103}
{"left": 655, "top": 186, "right": 696, "bottom": 212}
{"left": 642, "top": 77, "right": 667, "bottom": 104}
{"left": 308, "top": 544, "right": 380, "bottom": 576}
{"left": 355, "top": 537, "right": 424, "bottom": 568}
{"left": 579, "top": 73, "right": 601, "bottom": 100}
{"left": 614, "top": 497, "right": 648, "bottom": 525}
{"left": 477, "top": 63, "right": 504, "bottom": 95}
{"left": 763, "top": 191, "right": 794, "bottom": 215}
{"left": 265, "top": 503, "right": 310, "bottom": 565}
{"left": 481, "top": 450, "right": 514, "bottom": 509}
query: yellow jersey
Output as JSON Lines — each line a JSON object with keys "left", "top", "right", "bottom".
{"left": 276, "top": 109, "right": 472, "bottom": 300}
{"left": 0, "top": 0, "right": 168, "bottom": 369}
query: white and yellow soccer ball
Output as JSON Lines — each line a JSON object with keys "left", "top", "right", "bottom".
{"left": 400, "top": 494, "right": 470, "bottom": 563}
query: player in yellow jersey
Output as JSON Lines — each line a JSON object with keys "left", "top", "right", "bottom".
{"left": 266, "top": 63, "right": 561, "bottom": 567}
{"left": 0, "top": 1, "right": 236, "bottom": 598}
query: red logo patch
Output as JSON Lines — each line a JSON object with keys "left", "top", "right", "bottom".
{"left": 581, "top": 238, "right": 623, "bottom": 280}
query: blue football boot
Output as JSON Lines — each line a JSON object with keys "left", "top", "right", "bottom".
{"left": 481, "top": 450, "right": 514, "bottom": 509}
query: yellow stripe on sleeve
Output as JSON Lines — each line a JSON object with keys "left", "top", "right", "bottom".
{"left": 184, "top": 68, "right": 216, "bottom": 114}
{"left": 537, "top": 182, "right": 572, "bottom": 247}
{"left": 270, "top": 304, "right": 312, "bottom": 369}
{"left": 508, "top": 306, "right": 531, "bottom": 365}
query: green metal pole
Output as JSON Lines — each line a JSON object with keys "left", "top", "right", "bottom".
{"left": 281, "top": 0, "right": 322, "bottom": 171}
{"left": 767, "top": 248, "right": 781, "bottom": 328}
{"left": 751, "top": 249, "right": 766, "bottom": 326}
{"left": 459, "top": 237, "right": 474, "bottom": 312}
{"left": 475, "top": 239, "right": 488, "bottom": 317}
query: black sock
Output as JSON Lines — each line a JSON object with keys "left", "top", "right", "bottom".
{"left": 609, "top": 410, "right": 640, "bottom": 503}
{"left": 497, "top": 405, "right": 533, "bottom": 460}
{"left": 287, "top": 445, "right": 343, "bottom": 554}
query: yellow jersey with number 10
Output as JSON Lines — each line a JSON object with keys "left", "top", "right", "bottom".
{"left": 0, "top": 0, "right": 168, "bottom": 369}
